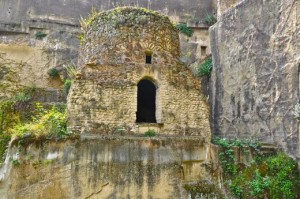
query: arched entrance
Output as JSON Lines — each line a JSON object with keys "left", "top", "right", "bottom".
{"left": 136, "top": 79, "right": 157, "bottom": 123}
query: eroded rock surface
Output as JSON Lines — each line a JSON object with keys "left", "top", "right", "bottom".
{"left": 210, "top": 0, "right": 300, "bottom": 157}
{"left": 4, "top": 138, "right": 215, "bottom": 199}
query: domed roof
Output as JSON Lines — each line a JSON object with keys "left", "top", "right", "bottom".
{"left": 80, "top": 7, "right": 180, "bottom": 66}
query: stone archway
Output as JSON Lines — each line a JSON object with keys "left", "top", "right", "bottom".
{"left": 136, "top": 79, "right": 157, "bottom": 123}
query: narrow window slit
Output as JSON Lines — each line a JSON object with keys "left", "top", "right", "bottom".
{"left": 146, "top": 55, "right": 152, "bottom": 64}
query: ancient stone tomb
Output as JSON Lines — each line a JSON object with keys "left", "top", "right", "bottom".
{"left": 68, "top": 7, "right": 210, "bottom": 138}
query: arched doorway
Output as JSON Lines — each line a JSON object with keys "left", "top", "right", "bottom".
{"left": 136, "top": 79, "right": 157, "bottom": 123}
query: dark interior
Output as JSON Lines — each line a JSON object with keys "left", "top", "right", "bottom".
{"left": 136, "top": 79, "right": 156, "bottom": 123}
{"left": 146, "top": 55, "right": 152, "bottom": 64}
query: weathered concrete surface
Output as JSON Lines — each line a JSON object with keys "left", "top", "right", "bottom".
{"left": 3, "top": 138, "right": 216, "bottom": 199}
{"left": 210, "top": 0, "right": 300, "bottom": 157}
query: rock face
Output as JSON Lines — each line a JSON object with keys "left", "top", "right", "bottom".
{"left": 0, "top": 0, "right": 215, "bottom": 25}
{"left": 216, "top": 0, "right": 240, "bottom": 18}
{"left": 0, "top": 11, "right": 81, "bottom": 100}
{"left": 4, "top": 138, "right": 215, "bottom": 199}
{"left": 68, "top": 7, "right": 211, "bottom": 138}
{"left": 210, "top": 0, "right": 300, "bottom": 157}
{"left": 0, "top": 0, "right": 214, "bottom": 101}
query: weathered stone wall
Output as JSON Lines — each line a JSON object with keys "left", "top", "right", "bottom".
{"left": 68, "top": 8, "right": 211, "bottom": 139}
{"left": 210, "top": 0, "right": 300, "bottom": 157}
{"left": 3, "top": 138, "right": 216, "bottom": 199}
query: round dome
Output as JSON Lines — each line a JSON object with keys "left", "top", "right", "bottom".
{"left": 80, "top": 7, "right": 180, "bottom": 66}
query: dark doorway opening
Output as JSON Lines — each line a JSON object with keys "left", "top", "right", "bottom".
{"left": 136, "top": 79, "right": 157, "bottom": 123}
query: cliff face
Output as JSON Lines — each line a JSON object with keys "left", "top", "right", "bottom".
{"left": 2, "top": 138, "right": 215, "bottom": 199}
{"left": 0, "top": 0, "right": 215, "bottom": 24}
{"left": 210, "top": 0, "right": 300, "bottom": 157}
{"left": 0, "top": 0, "right": 215, "bottom": 100}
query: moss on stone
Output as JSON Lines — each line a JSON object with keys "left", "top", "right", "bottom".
{"left": 84, "top": 6, "right": 172, "bottom": 31}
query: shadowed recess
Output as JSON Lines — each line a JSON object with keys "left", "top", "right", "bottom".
{"left": 136, "top": 79, "right": 156, "bottom": 123}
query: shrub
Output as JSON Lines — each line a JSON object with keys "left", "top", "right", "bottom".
{"left": 0, "top": 100, "right": 21, "bottom": 135}
{"left": 214, "top": 136, "right": 300, "bottom": 199}
{"left": 14, "top": 91, "right": 31, "bottom": 103}
{"left": 35, "top": 31, "right": 47, "bottom": 40}
{"left": 199, "top": 58, "right": 213, "bottom": 77}
{"left": 11, "top": 103, "right": 69, "bottom": 139}
{"left": 204, "top": 14, "right": 217, "bottom": 26}
{"left": 267, "top": 153, "right": 300, "bottom": 199}
{"left": 250, "top": 170, "right": 270, "bottom": 198}
{"left": 144, "top": 129, "right": 156, "bottom": 137}
{"left": 175, "top": 23, "right": 193, "bottom": 37}
{"left": 64, "top": 79, "right": 72, "bottom": 94}
{"left": 47, "top": 68, "right": 60, "bottom": 78}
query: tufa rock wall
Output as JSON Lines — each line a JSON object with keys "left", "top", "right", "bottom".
{"left": 216, "top": 0, "right": 241, "bottom": 18}
{"left": 0, "top": 17, "right": 80, "bottom": 100}
{"left": 0, "top": 0, "right": 216, "bottom": 25}
{"left": 210, "top": 0, "right": 300, "bottom": 157}
{"left": 4, "top": 138, "right": 216, "bottom": 199}
{"left": 0, "top": 0, "right": 215, "bottom": 101}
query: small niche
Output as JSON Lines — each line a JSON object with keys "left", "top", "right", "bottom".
{"left": 145, "top": 50, "right": 153, "bottom": 64}
{"left": 201, "top": 46, "right": 207, "bottom": 57}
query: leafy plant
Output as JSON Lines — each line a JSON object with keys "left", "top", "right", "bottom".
{"left": 35, "top": 31, "right": 47, "bottom": 40}
{"left": 214, "top": 136, "right": 300, "bottom": 199}
{"left": 199, "top": 58, "right": 213, "bottom": 77}
{"left": 267, "top": 153, "right": 299, "bottom": 199}
{"left": 47, "top": 68, "right": 60, "bottom": 78}
{"left": 14, "top": 91, "right": 32, "bottom": 103}
{"left": 229, "top": 183, "right": 244, "bottom": 199}
{"left": 250, "top": 170, "right": 270, "bottom": 198}
{"left": 175, "top": 23, "right": 193, "bottom": 37}
{"left": 0, "top": 88, "right": 34, "bottom": 134}
{"left": 11, "top": 103, "right": 69, "bottom": 139}
{"left": 12, "top": 159, "right": 20, "bottom": 167}
{"left": 64, "top": 79, "right": 72, "bottom": 95}
{"left": 144, "top": 129, "right": 156, "bottom": 137}
{"left": 213, "top": 137, "right": 237, "bottom": 176}
{"left": 204, "top": 14, "right": 217, "bottom": 26}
